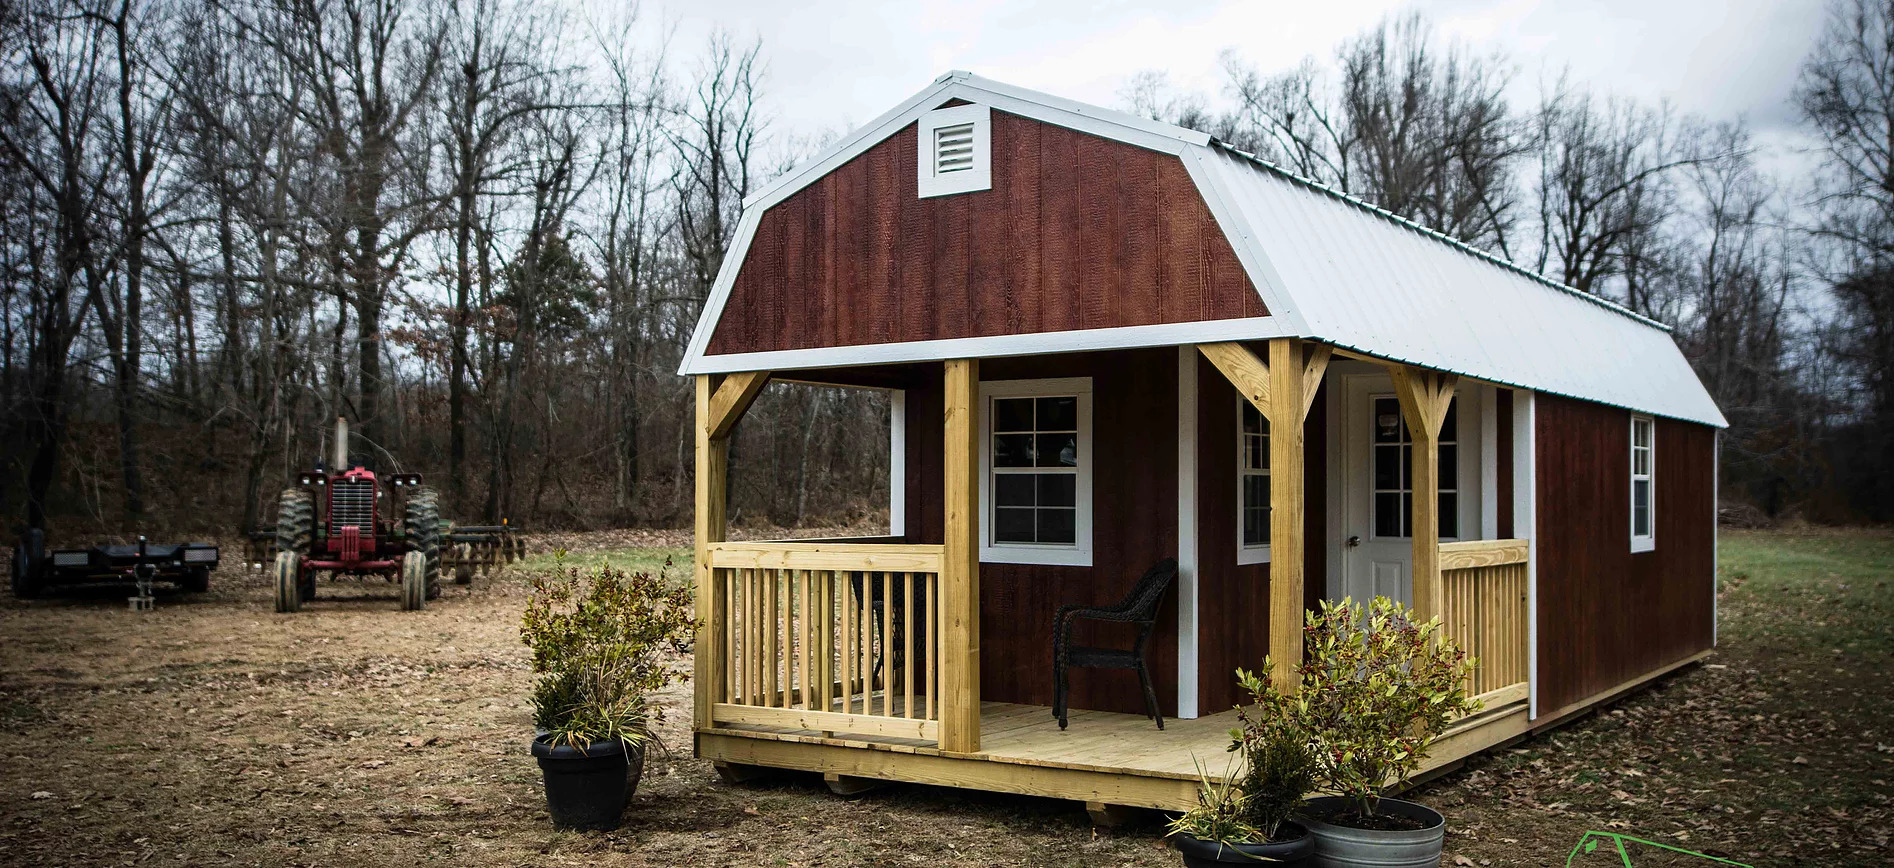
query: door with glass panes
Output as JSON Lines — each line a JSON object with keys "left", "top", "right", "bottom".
{"left": 1337, "top": 373, "right": 1477, "bottom": 608}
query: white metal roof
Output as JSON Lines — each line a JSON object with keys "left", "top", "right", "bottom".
{"left": 681, "top": 73, "right": 1727, "bottom": 428}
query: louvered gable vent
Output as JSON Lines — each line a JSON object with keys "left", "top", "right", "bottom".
{"left": 934, "top": 123, "right": 975, "bottom": 174}
{"left": 916, "top": 104, "right": 991, "bottom": 197}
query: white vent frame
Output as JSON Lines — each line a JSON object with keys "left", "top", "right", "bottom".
{"left": 917, "top": 103, "right": 991, "bottom": 198}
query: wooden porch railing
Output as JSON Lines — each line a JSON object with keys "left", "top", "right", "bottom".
{"left": 1438, "top": 539, "right": 1530, "bottom": 711}
{"left": 704, "top": 541, "right": 944, "bottom": 743}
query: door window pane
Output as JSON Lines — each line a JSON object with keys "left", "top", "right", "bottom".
{"left": 1370, "top": 393, "right": 1459, "bottom": 539}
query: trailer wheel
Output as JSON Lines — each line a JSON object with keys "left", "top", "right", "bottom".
{"left": 400, "top": 551, "right": 427, "bottom": 611}
{"left": 10, "top": 530, "right": 42, "bottom": 600}
{"left": 403, "top": 487, "right": 442, "bottom": 601}
{"left": 273, "top": 552, "right": 303, "bottom": 613}
{"left": 183, "top": 565, "right": 211, "bottom": 593}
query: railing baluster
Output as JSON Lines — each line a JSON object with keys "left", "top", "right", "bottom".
{"left": 903, "top": 571, "right": 915, "bottom": 720}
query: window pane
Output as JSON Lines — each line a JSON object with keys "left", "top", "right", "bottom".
{"left": 1242, "top": 402, "right": 1264, "bottom": 435}
{"left": 1038, "top": 508, "right": 1076, "bottom": 544}
{"left": 994, "top": 433, "right": 1034, "bottom": 467}
{"left": 1634, "top": 448, "right": 1648, "bottom": 476}
{"left": 1634, "top": 420, "right": 1651, "bottom": 448}
{"left": 1375, "top": 493, "right": 1403, "bottom": 538}
{"left": 1440, "top": 399, "right": 1457, "bottom": 441}
{"left": 1243, "top": 507, "right": 1269, "bottom": 547}
{"left": 995, "top": 507, "right": 1036, "bottom": 542}
{"left": 1374, "top": 444, "right": 1400, "bottom": 490}
{"left": 1038, "top": 473, "right": 1076, "bottom": 507}
{"left": 1244, "top": 474, "right": 1270, "bottom": 508}
{"left": 1402, "top": 492, "right": 1414, "bottom": 537}
{"left": 996, "top": 474, "right": 1036, "bottom": 507}
{"left": 1439, "top": 493, "right": 1458, "bottom": 538}
{"left": 1634, "top": 480, "right": 1651, "bottom": 536}
{"left": 1374, "top": 399, "right": 1403, "bottom": 443}
{"left": 1438, "top": 444, "right": 1457, "bottom": 490}
{"left": 1037, "top": 396, "right": 1077, "bottom": 431}
{"left": 994, "top": 398, "right": 1034, "bottom": 432}
{"left": 1036, "top": 433, "right": 1077, "bottom": 467}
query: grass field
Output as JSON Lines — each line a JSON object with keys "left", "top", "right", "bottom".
{"left": 0, "top": 528, "right": 1887, "bottom": 866}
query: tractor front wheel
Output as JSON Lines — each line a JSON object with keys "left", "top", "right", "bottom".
{"left": 273, "top": 552, "right": 304, "bottom": 613}
{"left": 400, "top": 552, "right": 427, "bottom": 611}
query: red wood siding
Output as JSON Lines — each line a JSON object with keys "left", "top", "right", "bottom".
{"left": 1534, "top": 395, "right": 1716, "bottom": 714}
{"left": 705, "top": 110, "right": 1264, "bottom": 356}
{"left": 897, "top": 350, "right": 1181, "bottom": 716}
{"left": 1194, "top": 356, "right": 1327, "bottom": 714}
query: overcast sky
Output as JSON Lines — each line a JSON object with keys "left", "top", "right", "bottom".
{"left": 652, "top": 0, "right": 1829, "bottom": 169}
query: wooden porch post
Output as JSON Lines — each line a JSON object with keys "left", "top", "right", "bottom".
{"left": 1198, "top": 341, "right": 1330, "bottom": 693}
{"left": 1265, "top": 339, "right": 1305, "bottom": 694}
{"left": 693, "top": 371, "right": 771, "bottom": 731}
{"left": 941, "top": 359, "right": 981, "bottom": 752}
{"left": 1390, "top": 366, "right": 1457, "bottom": 622}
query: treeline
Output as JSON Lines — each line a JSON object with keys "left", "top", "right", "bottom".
{"left": 1122, "top": 6, "right": 1894, "bottom": 522}
{"left": 0, "top": 0, "right": 889, "bottom": 536}
{"left": 3, "top": 1, "right": 1891, "bottom": 539}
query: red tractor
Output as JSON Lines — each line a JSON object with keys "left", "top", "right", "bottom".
{"left": 272, "top": 418, "right": 442, "bottom": 612}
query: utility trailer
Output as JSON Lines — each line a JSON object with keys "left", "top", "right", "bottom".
{"left": 10, "top": 528, "right": 217, "bottom": 599}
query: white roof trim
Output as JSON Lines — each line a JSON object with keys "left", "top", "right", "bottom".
{"left": 680, "top": 317, "right": 1286, "bottom": 375}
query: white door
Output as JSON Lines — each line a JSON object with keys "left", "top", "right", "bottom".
{"left": 1335, "top": 373, "right": 1478, "bottom": 609}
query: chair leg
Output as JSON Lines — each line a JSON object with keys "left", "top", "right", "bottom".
{"left": 1054, "top": 658, "right": 1068, "bottom": 730}
{"left": 1138, "top": 658, "right": 1163, "bottom": 731}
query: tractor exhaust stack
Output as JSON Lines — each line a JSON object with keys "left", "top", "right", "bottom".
{"left": 333, "top": 417, "right": 349, "bottom": 470}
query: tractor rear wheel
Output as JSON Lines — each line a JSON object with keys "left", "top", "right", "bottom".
{"left": 400, "top": 551, "right": 427, "bottom": 611}
{"left": 11, "top": 529, "right": 42, "bottom": 600}
{"left": 276, "top": 488, "right": 315, "bottom": 556}
{"left": 273, "top": 552, "right": 303, "bottom": 613}
{"left": 403, "top": 487, "right": 443, "bottom": 601}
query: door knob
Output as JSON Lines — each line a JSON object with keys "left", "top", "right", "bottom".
{"left": 1346, "top": 535, "right": 1362, "bottom": 547}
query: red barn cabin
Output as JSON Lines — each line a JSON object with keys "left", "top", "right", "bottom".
{"left": 682, "top": 72, "right": 1724, "bottom": 817}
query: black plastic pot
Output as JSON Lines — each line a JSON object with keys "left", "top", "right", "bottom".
{"left": 1173, "top": 822, "right": 1315, "bottom": 866}
{"left": 531, "top": 735, "right": 646, "bottom": 831}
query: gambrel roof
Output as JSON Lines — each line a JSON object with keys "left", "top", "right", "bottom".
{"left": 681, "top": 72, "right": 1727, "bottom": 428}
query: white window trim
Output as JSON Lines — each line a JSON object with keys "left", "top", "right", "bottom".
{"left": 1236, "top": 396, "right": 1271, "bottom": 565}
{"left": 917, "top": 104, "right": 992, "bottom": 198}
{"left": 1631, "top": 414, "right": 1656, "bottom": 553}
{"left": 978, "top": 377, "right": 1093, "bottom": 566}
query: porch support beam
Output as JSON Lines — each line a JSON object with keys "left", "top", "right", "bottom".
{"left": 707, "top": 370, "right": 772, "bottom": 440}
{"left": 941, "top": 359, "right": 981, "bottom": 753}
{"left": 1198, "top": 342, "right": 1270, "bottom": 412}
{"left": 1388, "top": 365, "right": 1459, "bottom": 621}
{"left": 1265, "top": 339, "right": 1307, "bottom": 693}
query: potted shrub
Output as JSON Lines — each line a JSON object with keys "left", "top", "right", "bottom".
{"left": 1167, "top": 688, "right": 1317, "bottom": 866}
{"left": 520, "top": 558, "right": 696, "bottom": 831}
{"left": 1291, "top": 596, "right": 1478, "bottom": 868}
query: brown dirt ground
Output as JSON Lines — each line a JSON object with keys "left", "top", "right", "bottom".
{"left": 0, "top": 528, "right": 1887, "bottom": 867}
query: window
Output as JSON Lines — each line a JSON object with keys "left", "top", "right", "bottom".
{"left": 1631, "top": 415, "right": 1655, "bottom": 552}
{"left": 1238, "top": 399, "right": 1270, "bottom": 564}
{"left": 979, "top": 378, "right": 1091, "bottom": 566}
{"left": 1370, "top": 395, "right": 1459, "bottom": 540}
{"left": 916, "top": 104, "right": 991, "bottom": 198}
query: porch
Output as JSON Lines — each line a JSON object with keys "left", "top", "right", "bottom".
{"left": 691, "top": 342, "right": 1536, "bottom": 811}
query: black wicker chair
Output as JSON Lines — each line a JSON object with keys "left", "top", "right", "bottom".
{"left": 1051, "top": 557, "right": 1178, "bottom": 730}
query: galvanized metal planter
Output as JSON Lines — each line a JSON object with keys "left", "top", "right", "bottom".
{"left": 1299, "top": 796, "right": 1445, "bottom": 868}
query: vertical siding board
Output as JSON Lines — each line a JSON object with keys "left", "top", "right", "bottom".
{"left": 1039, "top": 124, "right": 1083, "bottom": 333}
{"left": 704, "top": 112, "right": 1264, "bottom": 356}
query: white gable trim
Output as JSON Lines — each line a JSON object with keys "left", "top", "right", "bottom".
{"left": 679, "top": 72, "right": 1225, "bottom": 374}
{"left": 681, "top": 316, "right": 1287, "bottom": 375}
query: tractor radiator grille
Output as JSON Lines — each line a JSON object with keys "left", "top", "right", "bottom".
{"left": 330, "top": 481, "right": 376, "bottom": 530}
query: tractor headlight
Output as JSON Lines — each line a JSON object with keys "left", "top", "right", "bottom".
{"left": 183, "top": 548, "right": 218, "bottom": 564}
{"left": 52, "top": 552, "right": 88, "bottom": 567}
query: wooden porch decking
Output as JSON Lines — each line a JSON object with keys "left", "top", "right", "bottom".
{"left": 697, "top": 695, "right": 1531, "bottom": 812}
